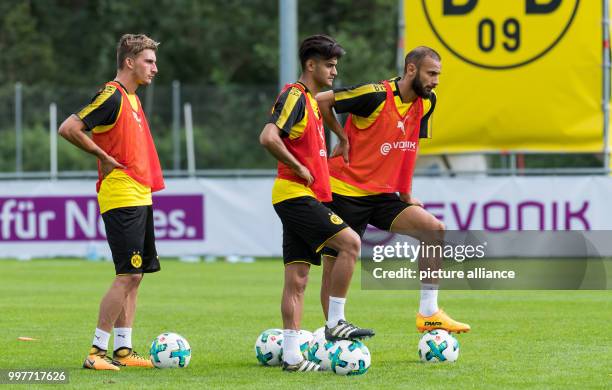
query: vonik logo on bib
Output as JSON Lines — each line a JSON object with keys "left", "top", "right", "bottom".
{"left": 421, "top": 0, "right": 579, "bottom": 69}
{"left": 380, "top": 141, "right": 417, "bottom": 156}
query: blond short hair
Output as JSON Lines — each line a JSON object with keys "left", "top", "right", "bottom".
{"left": 116, "top": 34, "right": 160, "bottom": 69}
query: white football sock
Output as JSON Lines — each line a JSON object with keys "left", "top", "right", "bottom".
{"left": 282, "top": 329, "right": 302, "bottom": 365}
{"left": 419, "top": 283, "right": 439, "bottom": 317}
{"left": 327, "top": 296, "right": 346, "bottom": 328}
{"left": 92, "top": 328, "right": 110, "bottom": 351}
{"left": 113, "top": 327, "right": 133, "bottom": 351}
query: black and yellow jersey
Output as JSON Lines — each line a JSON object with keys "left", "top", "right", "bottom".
{"left": 76, "top": 82, "right": 152, "bottom": 213}
{"left": 331, "top": 77, "right": 436, "bottom": 197}
{"left": 269, "top": 81, "right": 322, "bottom": 139}
{"left": 268, "top": 82, "right": 322, "bottom": 204}
{"left": 333, "top": 77, "right": 435, "bottom": 135}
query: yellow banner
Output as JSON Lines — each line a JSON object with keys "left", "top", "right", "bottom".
{"left": 405, "top": 0, "right": 603, "bottom": 154}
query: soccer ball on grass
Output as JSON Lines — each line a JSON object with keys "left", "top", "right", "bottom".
{"left": 328, "top": 339, "right": 371, "bottom": 376}
{"left": 149, "top": 332, "right": 192, "bottom": 368}
{"left": 418, "top": 329, "right": 459, "bottom": 363}
{"left": 307, "top": 331, "right": 335, "bottom": 370}
{"left": 254, "top": 329, "right": 284, "bottom": 366}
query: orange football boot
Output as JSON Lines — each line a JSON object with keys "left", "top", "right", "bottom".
{"left": 416, "top": 309, "right": 471, "bottom": 333}
{"left": 83, "top": 346, "right": 120, "bottom": 371}
{"left": 113, "top": 348, "right": 154, "bottom": 368}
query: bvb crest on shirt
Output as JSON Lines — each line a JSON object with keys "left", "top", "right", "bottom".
{"left": 421, "top": 0, "right": 579, "bottom": 69}
{"left": 130, "top": 252, "right": 143, "bottom": 268}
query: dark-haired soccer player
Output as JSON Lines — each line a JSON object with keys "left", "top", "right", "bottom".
{"left": 260, "top": 35, "right": 374, "bottom": 372}
{"left": 59, "top": 34, "right": 164, "bottom": 370}
{"left": 317, "top": 46, "right": 470, "bottom": 334}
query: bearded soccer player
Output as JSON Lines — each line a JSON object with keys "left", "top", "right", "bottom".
{"left": 316, "top": 46, "right": 470, "bottom": 334}
{"left": 58, "top": 34, "right": 165, "bottom": 370}
{"left": 260, "top": 35, "right": 375, "bottom": 372}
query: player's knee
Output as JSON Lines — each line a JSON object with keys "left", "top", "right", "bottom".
{"left": 288, "top": 267, "right": 309, "bottom": 293}
{"left": 416, "top": 218, "right": 445, "bottom": 242}
{"left": 339, "top": 230, "right": 361, "bottom": 260}
{"left": 433, "top": 220, "right": 445, "bottom": 233}
{"left": 434, "top": 220, "right": 445, "bottom": 239}
{"left": 128, "top": 273, "right": 144, "bottom": 284}
{"left": 115, "top": 273, "right": 143, "bottom": 289}
{"left": 293, "top": 274, "right": 308, "bottom": 295}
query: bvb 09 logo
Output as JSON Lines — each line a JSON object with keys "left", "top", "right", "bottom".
{"left": 422, "top": 0, "right": 579, "bottom": 69}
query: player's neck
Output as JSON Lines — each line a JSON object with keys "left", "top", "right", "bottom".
{"left": 297, "top": 75, "right": 320, "bottom": 96}
{"left": 396, "top": 77, "right": 417, "bottom": 103}
{"left": 114, "top": 73, "right": 139, "bottom": 94}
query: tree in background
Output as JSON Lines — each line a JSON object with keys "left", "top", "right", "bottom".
{"left": 1, "top": 0, "right": 397, "bottom": 86}
{"left": 0, "top": 0, "right": 399, "bottom": 171}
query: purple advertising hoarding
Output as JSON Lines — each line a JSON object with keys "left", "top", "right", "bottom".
{"left": 0, "top": 195, "right": 204, "bottom": 242}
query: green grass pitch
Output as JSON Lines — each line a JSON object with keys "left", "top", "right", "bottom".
{"left": 0, "top": 259, "right": 610, "bottom": 389}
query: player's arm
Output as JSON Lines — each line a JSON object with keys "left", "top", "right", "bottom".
{"left": 59, "top": 85, "right": 126, "bottom": 177}
{"left": 316, "top": 91, "right": 349, "bottom": 163}
{"left": 58, "top": 115, "right": 125, "bottom": 177}
{"left": 259, "top": 123, "right": 313, "bottom": 186}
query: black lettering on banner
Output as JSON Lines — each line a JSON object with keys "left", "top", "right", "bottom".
{"left": 478, "top": 18, "right": 495, "bottom": 52}
{"left": 443, "top": 0, "right": 478, "bottom": 15}
{"left": 421, "top": 0, "right": 579, "bottom": 69}
{"left": 478, "top": 18, "right": 521, "bottom": 53}
{"left": 503, "top": 18, "right": 521, "bottom": 52}
{"left": 526, "top": 0, "right": 561, "bottom": 14}
{"left": 444, "top": 0, "right": 563, "bottom": 16}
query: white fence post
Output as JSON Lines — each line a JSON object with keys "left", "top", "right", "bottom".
{"left": 49, "top": 103, "right": 58, "bottom": 180}
{"left": 184, "top": 103, "right": 196, "bottom": 178}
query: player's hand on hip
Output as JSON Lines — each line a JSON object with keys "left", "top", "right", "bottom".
{"left": 330, "top": 139, "right": 350, "bottom": 164}
{"left": 100, "top": 155, "right": 126, "bottom": 178}
{"left": 294, "top": 164, "right": 314, "bottom": 187}
{"left": 400, "top": 193, "right": 424, "bottom": 207}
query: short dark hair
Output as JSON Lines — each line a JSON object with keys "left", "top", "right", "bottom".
{"left": 299, "top": 35, "right": 345, "bottom": 70}
{"left": 404, "top": 46, "right": 441, "bottom": 73}
{"left": 117, "top": 34, "right": 159, "bottom": 69}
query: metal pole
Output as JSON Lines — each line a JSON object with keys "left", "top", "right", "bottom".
{"left": 509, "top": 152, "right": 517, "bottom": 176}
{"left": 15, "top": 82, "right": 23, "bottom": 173}
{"left": 49, "top": 103, "right": 58, "bottom": 180}
{"left": 172, "top": 80, "right": 181, "bottom": 171}
{"left": 397, "top": 0, "right": 405, "bottom": 75}
{"left": 603, "top": 0, "right": 611, "bottom": 172}
{"left": 279, "top": 0, "right": 298, "bottom": 89}
{"left": 184, "top": 103, "right": 196, "bottom": 178}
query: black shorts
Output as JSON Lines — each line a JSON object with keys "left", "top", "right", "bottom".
{"left": 322, "top": 193, "right": 411, "bottom": 257}
{"left": 102, "top": 205, "right": 161, "bottom": 275}
{"left": 273, "top": 196, "right": 348, "bottom": 266}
